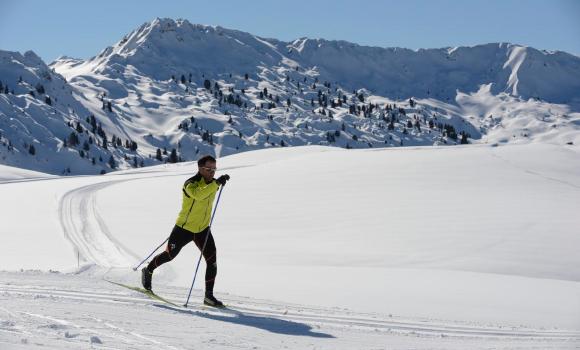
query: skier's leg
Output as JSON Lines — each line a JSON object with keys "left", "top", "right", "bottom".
{"left": 192, "top": 228, "right": 217, "bottom": 294}
{"left": 147, "top": 226, "right": 193, "bottom": 272}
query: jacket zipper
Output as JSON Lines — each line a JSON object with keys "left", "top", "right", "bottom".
{"left": 181, "top": 199, "right": 195, "bottom": 228}
{"left": 201, "top": 197, "right": 211, "bottom": 231}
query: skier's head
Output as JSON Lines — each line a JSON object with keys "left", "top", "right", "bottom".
{"left": 198, "top": 155, "right": 217, "bottom": 182}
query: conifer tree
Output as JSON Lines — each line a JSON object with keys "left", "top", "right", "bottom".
{"left": 108, "top": 155, "right": 116, "bottom": 169}
{"left": 169, "top": 148, "right": 178, "bottom": 163}
{"left": 68, "top": 132, "right": 79, "bottom": 147}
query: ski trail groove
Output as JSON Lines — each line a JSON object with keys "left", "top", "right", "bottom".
{"left": 58, "top": 180, "right": 138, "bottom": 267}
{"left": 56, "top": 167, "right": 246, "bottom": 268}
{"left": 1, "top": 283, "right": 578, "bottom": 341}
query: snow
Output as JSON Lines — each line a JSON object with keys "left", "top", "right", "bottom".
{"left": 1, "top": 18, "right": 579, "bottom": 177}
{"left": 0, "top": 164, "right": 53, "bottom": 182}
{"left": 0, "top": 143, "right": 579, "bottom": 349}
{"left": 1, "top": 16, "right": 580, "bottom": 349}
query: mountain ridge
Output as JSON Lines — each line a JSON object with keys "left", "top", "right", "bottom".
{"left": 0, "top": 18, "right": 578, "bottom": 175}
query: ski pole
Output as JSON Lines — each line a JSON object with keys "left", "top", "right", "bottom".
{"left": 132, "top": 236, "right": 170, "bottom": 271}
{"left": 184, "top": 185, "right": 224, "bottom": 307}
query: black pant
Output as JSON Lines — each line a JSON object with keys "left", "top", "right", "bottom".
{"left": 147, "top": 225, "right": 217, "bottom": 293}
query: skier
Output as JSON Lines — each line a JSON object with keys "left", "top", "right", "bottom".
{"left": 141, "top": 155, "right": 230, "bottom": 307}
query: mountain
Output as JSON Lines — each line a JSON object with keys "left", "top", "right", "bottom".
{"left": 1, "top": 18, "right": 579, "bottom": 175}
{"left": 0, "top": 50, "right": 127, "bottom": 175}
{"left": 55, "top": 18, "right": 580, "bottom": 104}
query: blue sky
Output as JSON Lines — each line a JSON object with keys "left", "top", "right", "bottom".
{"left": 1, "top": 0, "right": 579, "bottom": 63}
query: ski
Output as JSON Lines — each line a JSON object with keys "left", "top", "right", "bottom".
{"left": 105, "top": 279, "right": 233, "bottom": 311}
{"left": 104, "top": 279, "right": 180, "bottom": 307}
{"left": 203, "top": 302, "right": 228, "bottom": 310}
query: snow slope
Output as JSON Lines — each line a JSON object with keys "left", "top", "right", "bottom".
{"left": 57, "top": 18, "right": 580, "bottom": 104}
{"left": 0, "top": 143, "right": 579, "bottom": 349}
{"left": 0, "top": 164, "right": 54, "bottom": 182}
{"left": 2, "top": 18, "right": 579, "bottom": 176}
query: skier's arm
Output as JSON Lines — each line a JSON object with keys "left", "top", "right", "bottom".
{"left": 184, "top": 181, "right": 219, "bottom": 200}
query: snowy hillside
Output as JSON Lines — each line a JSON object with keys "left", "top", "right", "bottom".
{"left": 0, "top": 50, "right": 148, "bottom": 175}
{"left": 0, "top": 144, "right": 579, "bottom": 349}
{"left": 1, "top": 17, "right": 579, "bottom": 175}
{"left": 56, "top": 18, "right": 580, "bottom": 104}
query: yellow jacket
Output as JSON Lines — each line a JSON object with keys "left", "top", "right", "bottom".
{"left": 175, "top": 174, "right": 219, "bottom": 233}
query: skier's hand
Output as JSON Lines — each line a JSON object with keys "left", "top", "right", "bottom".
{"left": 215, "top": 174, "right": 230, "bottom": 186}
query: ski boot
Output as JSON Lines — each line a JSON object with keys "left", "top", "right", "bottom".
{"left": 141, "top": 267, "right": 152, "bottom": 291}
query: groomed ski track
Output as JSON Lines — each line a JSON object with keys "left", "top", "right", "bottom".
{"left": 0, "top": 160, "right": 578, "bottom": 349}
{"left": 1, "top": 272, "right": 578, "bottom": 350}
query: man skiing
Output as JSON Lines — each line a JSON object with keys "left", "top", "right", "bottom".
{"left": 141, "top": 155, "right": 230, "bottom": 307}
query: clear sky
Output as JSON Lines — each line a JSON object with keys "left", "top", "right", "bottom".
{"left": 1, "top": 0, "right": 579, "bottom": 63}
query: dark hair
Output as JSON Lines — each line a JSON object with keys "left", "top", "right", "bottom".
{"left": 197, "top": 155, "right": 216, "bottom": 167}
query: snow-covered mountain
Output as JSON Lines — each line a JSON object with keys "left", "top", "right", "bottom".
{"left": 0, "top": 50, "right": 144, "bottom": 175}
{"left": 1, "top": 18, "right": 579, "bottom": 175}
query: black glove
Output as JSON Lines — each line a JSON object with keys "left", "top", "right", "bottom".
{"left": 215, "top": 174, "right": 230, "bottom": 186}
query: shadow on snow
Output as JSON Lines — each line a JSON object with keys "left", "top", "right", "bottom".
{"left": 153, "top": 304, "right": 334, "bottom": 338}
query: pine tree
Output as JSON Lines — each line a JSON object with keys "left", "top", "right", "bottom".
{"left": 28, "top": 144, "right": 35, "bottom": 155}
{"left": 156, "top": 148, "right": 162, "bottom": 161}
{"left": 204, "top": 79, "right": 211, "bottom": 90}
{"left": 68, "top": 132, "right": 79, "bottom": 147}
{"left": 168, "top": 148, "right": 178, "bottom": 163}
{"left": 108, "top": 155, "right": 116, "bottom": 169}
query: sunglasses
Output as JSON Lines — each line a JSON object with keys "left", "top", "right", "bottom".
{"left": 201, "top": 166, "right": 217, "bottom": 172}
